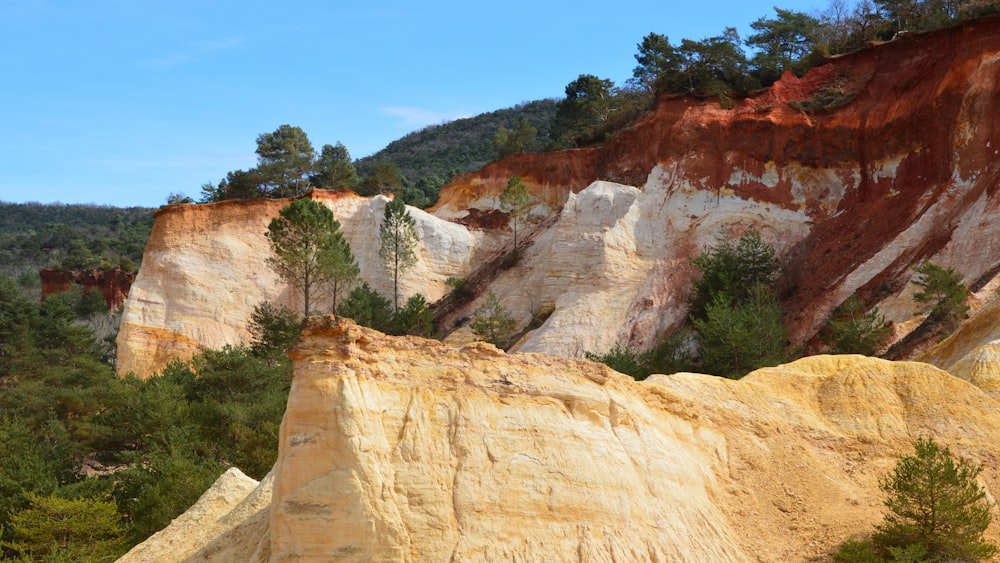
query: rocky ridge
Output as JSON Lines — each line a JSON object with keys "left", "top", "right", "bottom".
{"left": 121, "top": 317, "right": 1000, "bottom": 562}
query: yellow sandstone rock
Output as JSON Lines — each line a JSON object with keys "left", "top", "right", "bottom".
{"left": 126, "top": 319, "right": 1000, "bottom": 562}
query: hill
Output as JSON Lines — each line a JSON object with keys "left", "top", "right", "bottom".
{"left": 355, "top": 99, "right": 558, "bottom": 187}
{"left": 0, "top": 202, "right": 154, "bottom": 278}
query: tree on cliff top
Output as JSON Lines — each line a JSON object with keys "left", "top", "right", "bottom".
{"left": 378, "top": 198, "right": 419, "bottom": 312}
{"left": 266, "top": 198, "right": 357, "bottom": 317}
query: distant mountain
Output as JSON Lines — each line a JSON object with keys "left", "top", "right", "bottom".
{"left": 355, "top": 99, "right": 558, "bottom": 186}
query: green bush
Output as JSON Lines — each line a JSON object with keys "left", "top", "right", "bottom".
{"left": 911, "top": 261, "right": 970, "bottom": 326}
{"left": 822, "top": 294, "right": 892, "bottom": 356}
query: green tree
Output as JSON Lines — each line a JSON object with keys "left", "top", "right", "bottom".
{"left": 693, "top": 285, "right": 788, "bottom": 379}
{"left": 746, "top": 8, "right": 823, "bottom": 84}
{"left": 311, "top": 142, "right": 359, "bottom": 191}
{"left": 338, "top": 282, "right": 394, "bottom": 333}
{"left": 690, "top": 228, "right": 780, "bottom": 320}
{"left": 359, "top": 161, "right": 404, "bottom": 197}
{"left": 266, "top": 198, "right": 356, "bottom": 317}
{"left": 1, "top": 493, "right": 125, "bottom": 561}
{"left": 378, "top": 198, "right": 419, "bottom": 311}
{"left": 470, "top": 292, "right": 517, "bottom": 348}
{"left": 631, "top": 32, "right": 681, "bottom": 91}
{"left": 391, "top": 293, "right": 434, "bottom": 337}
{"left": 493, "top": 118, "right": 538, "bottom": 158}
{"left": 500, "top": 175, "right": 533, "bottom": 259}
{"left": 255, "top": 124, "right": 316, "bottom": 198}
{"left": 248, "top": 301, "right": 301, "bottom": 358}
{"left": 872, "top": 437, "right": 996, "bottom": 561}
{"left": 822, "top": 294, "right": 893, "bottom": 356}
{"left": 911, "top": 261, "right": 970, "bottom": 326}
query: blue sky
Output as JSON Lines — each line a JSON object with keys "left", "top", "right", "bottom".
{"left": 2, "top": 0, "right": 824, "bottom": 208}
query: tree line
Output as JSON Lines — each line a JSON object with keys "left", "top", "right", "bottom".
{"left": 549, "top": 0, "right": 1000, "bottom": 148}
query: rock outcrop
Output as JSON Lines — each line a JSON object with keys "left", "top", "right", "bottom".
{"left": 40, "top": 268, "right": 135, "bottom": 310}
{"left": 117, "top": 191, "right": 502, "bottom": 377}
{"left": 124, "top": 318, "right": 1000, "bottom": 562}
{"left": 118, "top": 19, "right": 1000, "bottom": 377}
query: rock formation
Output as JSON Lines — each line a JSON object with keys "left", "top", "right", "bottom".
{"left": 116, "top": 192, "right": 502, "bottom": 377}
{"left": 117, "top": 19, "right": 1000, "bottom": 377}
{"left": 123, "top": 318, "right": 1000, "bottom": 562}
{"left": 40, "top": 268, "right": 135, "bottom": 310}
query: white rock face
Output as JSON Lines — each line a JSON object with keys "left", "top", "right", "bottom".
{"left": 117, "top": 191, "right": 500, "bottom": 377}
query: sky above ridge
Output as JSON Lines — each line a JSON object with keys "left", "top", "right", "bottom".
{"left": 2, "top": 0, "right": 824, "bottom": 208}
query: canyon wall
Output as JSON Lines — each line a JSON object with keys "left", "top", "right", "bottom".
{"left": 119, "top": 18, "right": 1000, "bottom": 376}
{"left": 120, "top": 318, "right": 1000, "bottom": 562}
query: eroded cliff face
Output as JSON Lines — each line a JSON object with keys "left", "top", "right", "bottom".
{"left": 123, "top": 318, "right": 1000, "bottom": 562}
{"left": 117, "top": 191, "right": 501, "bottom": 377}
{"left": 436, "top": 17, "right": 1000, "bottom": 355}
{"left": 120, "top": 18, "right": 1000, "bottom": 376}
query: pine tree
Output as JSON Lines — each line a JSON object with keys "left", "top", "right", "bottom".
{"left": 872, "top": 437, "right": 996, "bottom": 561}
{"left": 378, "top": 198, "right": 419, "bottom": 311}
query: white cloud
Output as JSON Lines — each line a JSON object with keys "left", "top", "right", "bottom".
{"left": 380, "top": 106, "right": 471, "bottom": 130}
{"left": 141, "top": 36, "right": 242, "bottom": 68}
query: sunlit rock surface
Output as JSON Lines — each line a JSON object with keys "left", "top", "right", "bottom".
{"left": 124, "top": 318, "right": 1000, "bottom": 562}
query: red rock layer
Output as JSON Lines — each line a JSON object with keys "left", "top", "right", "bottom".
{"left": 40, "top": 268, "right": 136, "bottom": 310}
{"left": 434, "top": 16, "right": 1000, "bottom": 343}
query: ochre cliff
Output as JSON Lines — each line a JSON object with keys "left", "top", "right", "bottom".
{"left": 437, "top": 17, "right": 1000, "bottom": 355}
{"left": 119, "top": 18, "right": 1000, "bottom": 375}
{"left": 122, "top": 318, "right": 1000, "bottom": 562}
{"left": 117, "top": 191, "right": 502, "bottom": 377}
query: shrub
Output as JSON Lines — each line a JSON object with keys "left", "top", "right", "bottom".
{"left": 248, "top": 301, "right": 301, "bottom": 358}
{"left": 822, "top": 294, "right": 893, "bottom": 356}
{"left": 911, "top": 261, "right": 970, "bottom": 325}
{"left": 470, "top": 292, "right": 517, "bottom": 349}
{"left": 872, "top": 437, "right": 996, "bottom": 561}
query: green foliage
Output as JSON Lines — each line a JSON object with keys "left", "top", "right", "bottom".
{"left": 248, "top": 301, "right": 301, "bottom": 358}
{"left": 0, "top": 279, "right": 293, "bottom": 555}
{"left": 266, "top": 198, "right": 358, "bottom": 317}
{"left": 693, "top": 285, "right": 788, "bottom": 379}
{"left": 338, "top": 282, "right": 395, "bottom": 334}
{"left": 378, "top": 198, "right": 420, "bottom": 311}
{"left": 550, "top": 74, "right": 652, "bottom": 148}
{"left": 690, "top": 228, "right": 780, "bottom": 321}
{"left": 871, "top": 436, "right": 996, "bottom": 562}
{"left": 311, "top": 142, "right": 359, "bottom": 191}
{"left": 822, "top": 294, "right": 893, "bottom": 356}
{"left": 586, "top": 344, "right": 647, "bottom": 380}
{"left": 0, "top": 202, "right": 152, "bottom": 276}
{"left": 833, "top": 538, "right": 882, "bottom": 562}
{"left": 445, "top": 276, "right": 470, "bottom": 299}
{"left": 336, "top": 283, "right": 433, "bottom": 337}
{"left": 255, "top": 124, "right": 317, "bottom": 198}
{"left": 746, "top": 8, "right": 823, "bottom": 84}
{"left": 493, "top": 118, "right": 538, "bottom": 158}
{"left": 1, "top": 493, "right": 125, "bottom": 561}
{"left": 911, "top": 261, "right": 970, "bottom": 325}
{"left": 356, "top": 99, "right": 558, "bottom": 197}
{"left": 470, "top": 292, "right": 517, "bottom": 349}
{"left": 500, "top": 176, "right": 533, "bottom": 258}
{"left": 586, "top": 330, "right": 694, "bottom": 381}
{"left": 391, "top": 294, "right": 434, "bottom": 337}
{"left": 359, "top": 161, "right": 405, "bottom": 198}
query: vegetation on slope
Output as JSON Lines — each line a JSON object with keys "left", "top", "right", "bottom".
{"left": 0, "top": 278, "right": 293, "bottom": 560}
{"left": 0, "top": 202, "right": 153, "bottom": 278}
